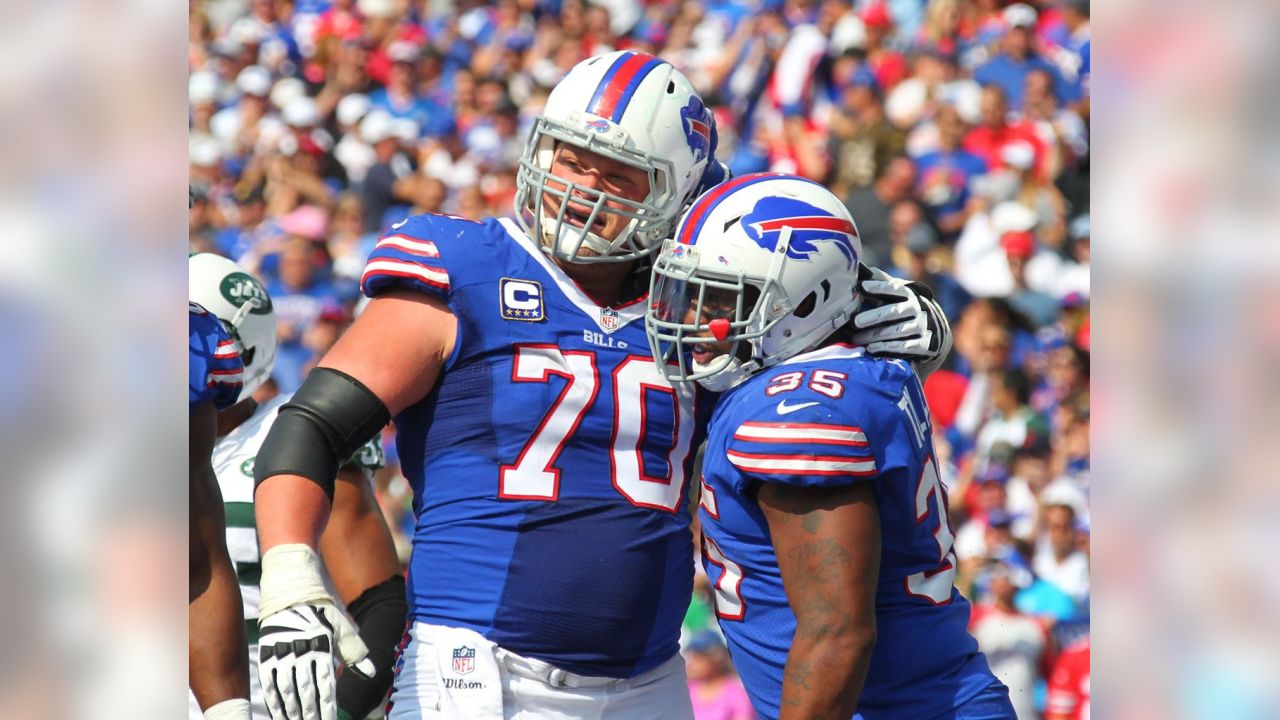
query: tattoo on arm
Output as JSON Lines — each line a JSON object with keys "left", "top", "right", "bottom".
{"left": 759, "top": 482, "right": 881, "bottom": 720}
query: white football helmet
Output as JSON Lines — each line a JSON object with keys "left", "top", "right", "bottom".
{"left": 646, "top": 173, "right": 863, "bottom": 391}
{"left": 513, "top": 50, "right": 714, "bottom": 263}
{"left": 189, "top": 253, "right": 277, "bottom": 402}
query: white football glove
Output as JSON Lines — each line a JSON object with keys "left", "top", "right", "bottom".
{"left": 257, "top": 544, "right": 374, "bottom": 720}
{"left": 852, "top": 265, "right": 954, "bottom": 380}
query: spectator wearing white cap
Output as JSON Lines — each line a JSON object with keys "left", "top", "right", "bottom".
{"left": 955, "top": 196, "right": 1028, "bottom": 297}
{"left": 189, "top": 136, "right": 224, "bottom": 187}
{"left": 270, "top": 77, "right": 307, "bottom": 115}
{"left": 332, "top": 94, "right": 376, "bottom": 184}
{"left": 358, "top": 110, "right": 416, "bottom": 233}
{"left": 999, "top": 139, "right": 1067, "bottom": 253}
{"left": 211, "top": 65, "right": 274, "bottom": 156}
{"left": 188, "top": 71, "right": 222, "bottom": 147}
{"left": 973, "top": 3, "right": 1080, "bottom": 112}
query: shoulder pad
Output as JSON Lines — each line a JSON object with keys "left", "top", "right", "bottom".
{"left": 724, "top": 370, "right": 878, "bottom": 486}
{"left": 360, "top": 213, "right": 493, "bottom": 301}
{"left": 189, "top": 305, "right": 244, "bottom": 411}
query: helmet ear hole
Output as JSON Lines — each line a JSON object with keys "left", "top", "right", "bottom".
{"left": 667, "top": 81, "right": 675, "bottom": 93}
{"left": 819, "top": 279, "right": 832, "bottom": 302}
{"left": 793, "top": 291, "right": 818, "bottom": 319}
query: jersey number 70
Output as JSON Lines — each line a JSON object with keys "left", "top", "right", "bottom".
{"left": 498, "top": 344, "right": 697, "bottom": 513}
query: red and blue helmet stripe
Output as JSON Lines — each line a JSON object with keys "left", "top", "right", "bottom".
{"left": 586, "top": 52, "right": 668, "bottom": 122}
{"left": 677, "top": 172, "right": 808, "bottom": 246}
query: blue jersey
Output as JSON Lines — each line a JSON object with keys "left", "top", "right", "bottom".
{"left": 189, "top": 302, "right": 243, "bottom": 413}
{"left": 698, "top": 344, "right": 1001, "bottom": 719}
{"left": 361, "top": 214, "right": 712, "bottom": 677}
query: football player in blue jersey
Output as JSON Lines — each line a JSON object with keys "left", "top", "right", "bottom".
{"left": 645, "top": 173, "right": 1014, "bottom": 719}
{"left": 249, "top": 52, "right": 951, "bottom": 720}
{"left": 190, "top": 302, "right": 253, "bottom": 720}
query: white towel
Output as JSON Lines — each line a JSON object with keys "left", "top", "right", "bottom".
{"left": 429, "top": 625, "right": 504, "bottom": 720}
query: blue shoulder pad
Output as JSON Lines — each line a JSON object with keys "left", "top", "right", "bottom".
{"left": 360, "top": 213, "right": 490, "bottom": 302}
{"left": 724, "top": 367, "right": 881, "bottom": 488}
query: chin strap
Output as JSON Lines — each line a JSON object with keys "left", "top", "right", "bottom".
{"left": 693, "top": 356, "right": 758, "bottom": 393}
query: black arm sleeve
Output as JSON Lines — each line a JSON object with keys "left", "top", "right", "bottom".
{"left": 336, "top": 574, "right": 408, "bottom": 720}
{"left": 253, "top": 367, "right": 391, "bottom": 501}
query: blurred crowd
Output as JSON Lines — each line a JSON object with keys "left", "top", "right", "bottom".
{"left": 189, "top": 0, "right": 1089, "bottom": 717}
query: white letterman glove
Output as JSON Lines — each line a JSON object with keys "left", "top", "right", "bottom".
{"left": 852, "top": 265, "right": 954, "bottom": 380}
{"left": 256, "top": 544, "right": 374, "bottom": 720}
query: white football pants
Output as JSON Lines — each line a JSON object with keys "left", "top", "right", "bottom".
{"left": 386, "top": 622, "right": 694, "bottom": 720}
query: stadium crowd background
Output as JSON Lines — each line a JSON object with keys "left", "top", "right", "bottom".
{"left": 189, "top": 0, "right": 1090, "bottom": 716}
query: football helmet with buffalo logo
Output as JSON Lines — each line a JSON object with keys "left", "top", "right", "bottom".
{"left": 646, "top": 173, "right": 864, "bottom": 391}
{"left": 513, "top": 50, "right": 717, "bottom": 263}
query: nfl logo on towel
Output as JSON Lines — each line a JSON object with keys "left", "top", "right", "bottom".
{"left": 599, "top": 307, "right": 621, "bottom": 332}
{"left": 452, "top": 646, "right": 475, "bottom": 675}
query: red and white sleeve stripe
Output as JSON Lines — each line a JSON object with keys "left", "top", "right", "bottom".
{"left": 360, "top": 234, "right": 451, "bottom": 295}
{"left": 726, "top": 450, "right": 876, "bottom": 476}
{"left": 727, "top": 420, "right": 876, "bottom": 477}
{"left": 733, "top": 421, "right": 868, "bottom": 446}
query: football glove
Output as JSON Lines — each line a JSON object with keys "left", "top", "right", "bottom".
{"left": 851, "top": 264, "right": 953, "bottom": 379}
{"left": 257, "top": 544, "right": 374, "bottom": 720}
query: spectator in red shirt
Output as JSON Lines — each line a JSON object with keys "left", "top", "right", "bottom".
{"left": 1045, "top": 636, "right": 1090, "bottom": 720}
{"left": 964, "top": 84, "right": 1048, "bottom": 180}
{"left": 861, "top": 2, "right": 908, "bottom": 92}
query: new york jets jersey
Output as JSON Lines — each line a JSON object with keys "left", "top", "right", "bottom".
{"left": 188, "top": 393, "right": 384, "bottom": 720}
{"left": 697, "top": 344, "right": 1002, "bottom": 719}
{"left": 361, "top": 214, "right": 713, "bottom": 678}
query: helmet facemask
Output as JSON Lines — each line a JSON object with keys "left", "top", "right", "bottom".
{"left": 648, "top": 240, "right": 795, "bottom": 391}
{"left": 514, "top": 116, "right": 679, "bottom": 264}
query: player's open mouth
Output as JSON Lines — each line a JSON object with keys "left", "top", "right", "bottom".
{"left": 563, "top": 204, "right": 604, "bottom": 233}
{"left": 690, "top": 344, "right": 719, "bottom": 365}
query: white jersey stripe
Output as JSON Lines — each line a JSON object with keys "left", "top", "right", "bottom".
{"left": 734, "top": 423, "right": 867, "bottom": 445}
{"left": 727, "top": 450, "right": 876, "bottom": 476}
{"left": 362, "top": 259, "right": 451, "bottom": 290}
{"left": 377, "top": 235, "right": 442, "bottom": 258}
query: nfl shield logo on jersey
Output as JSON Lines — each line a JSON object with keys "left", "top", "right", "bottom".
{"left": 452, "top": 646, "right": 475, "bottom": 675}
{"left": 599, "top": 307, "right": 621, "bottom": 332}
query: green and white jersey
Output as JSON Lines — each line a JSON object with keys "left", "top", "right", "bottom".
{"left": 215, "top": 393, "right": 385, "bottom": 637}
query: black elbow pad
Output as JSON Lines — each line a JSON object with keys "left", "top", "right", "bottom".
{"left": 253, "top": 368, "right": 391, "bottom": 500}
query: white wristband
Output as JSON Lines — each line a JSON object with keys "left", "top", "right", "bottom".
{"left": 204, "top": 698, "right": 251, "bottom": 720}
{"left": 258, "top": 543, "right": 331, "bottom": 617}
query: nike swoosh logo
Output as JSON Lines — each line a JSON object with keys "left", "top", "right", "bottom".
{"left": 776, "top": 400, "right": 820, "bottom": 415}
